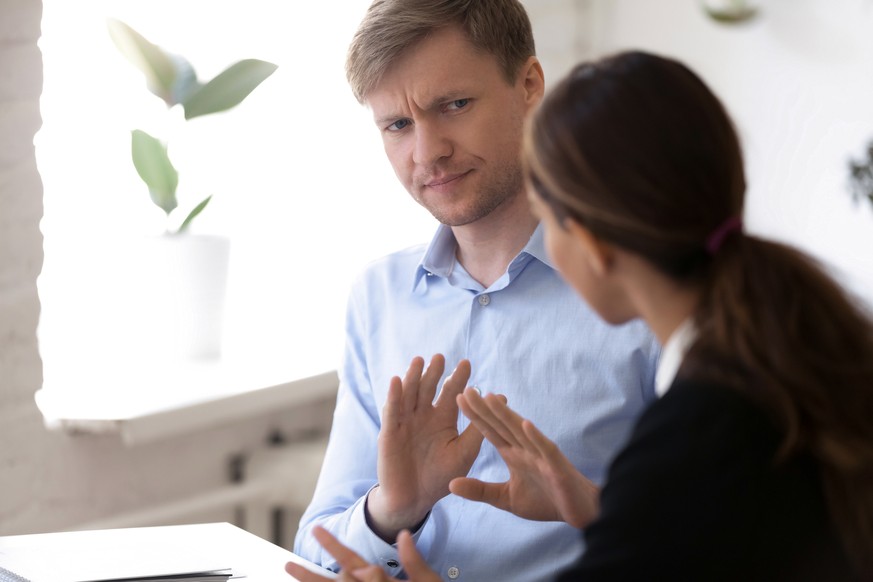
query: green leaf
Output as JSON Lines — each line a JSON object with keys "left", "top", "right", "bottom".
{"left": 131, "top": 129, "right": 178, "bottom": 215}
{"left": 177, "top": 195, "right": 212, "bottom": 233}
{"left": 107, "top": 19, "right": 179, "bottom": 106}
{"left": 182, "top": 59, "right": 277, "bottom": 120}
{"left": 167, "top": 54, "right": 202, "bottom": 106}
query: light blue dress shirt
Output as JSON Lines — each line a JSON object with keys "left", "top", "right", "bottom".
{"left": 295, "top": 224, "right": 659, "bottom": 581}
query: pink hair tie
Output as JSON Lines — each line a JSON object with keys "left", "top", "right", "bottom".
{"left": 705, "top": 216, "right": 743, "bottom": 255}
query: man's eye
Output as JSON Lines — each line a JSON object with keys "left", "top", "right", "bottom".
{"left": 388, "top": 119, "right": 410, "bottom": 131}
{"left": 447, "top": 99, "right": 469, "bottom": 110}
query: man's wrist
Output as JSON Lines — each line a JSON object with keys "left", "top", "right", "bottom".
{"left": 364, "top": 485, "right": 429, "bottom": 543}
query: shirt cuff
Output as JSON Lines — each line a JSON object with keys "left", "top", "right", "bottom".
{"left": 344, "top": 485, "right": 430, "bottom": 577}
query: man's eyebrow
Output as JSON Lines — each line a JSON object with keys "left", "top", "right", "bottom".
{"left": 426, "top": 90, "right": 469, "bottom": 110}
{"left": 373, "top": 91, "right": 471, "bottom": 126}
{"left": 374, "top": 113, "right": 402, "bottom": 126}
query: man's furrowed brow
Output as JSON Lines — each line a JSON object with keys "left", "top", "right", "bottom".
{"left": 374, "top": 112, "right": 401, "bottom": 126}
{"left": 426, "top": 90, "right": 469, "bottom": 110}
{"left": 373, "top": 90, "right": 471, "bottom": 125}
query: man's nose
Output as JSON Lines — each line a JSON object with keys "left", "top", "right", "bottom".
{"left": 412, "top": 121, "right": 452, "bottom": 166}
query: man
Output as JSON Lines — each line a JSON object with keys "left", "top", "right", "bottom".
{"left": 294, "top": 1, "right": 659, "bottom": 580}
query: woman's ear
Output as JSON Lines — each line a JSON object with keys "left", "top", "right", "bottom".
{"left": 564, "top": 218, "right": 613, "bottom": 276}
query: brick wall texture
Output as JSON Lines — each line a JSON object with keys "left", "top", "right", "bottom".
{"left": 0, "top": 8, "right": 44, "bottom": 403}
{"left": 0, "top": 0, "right": 47, "bottom": 528}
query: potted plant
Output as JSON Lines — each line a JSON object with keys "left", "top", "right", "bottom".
{"left": 108, "top": 18, "right": 277, "bottom": 233}
{"left": 107, "top": 19, "right": 278, "bottom": 360}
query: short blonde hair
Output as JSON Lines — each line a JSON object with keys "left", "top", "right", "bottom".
{"left": 346, "top": 0, "right": 535, "bottom": 103}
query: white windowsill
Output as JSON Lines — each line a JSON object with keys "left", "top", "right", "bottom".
{"left": 35, "top": 358, "right": 339, "bottom": 446}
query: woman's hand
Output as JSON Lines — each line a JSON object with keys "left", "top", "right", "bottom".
{"left": 452, "top": 388, "right": 600, "bottom": 528}
{"left": 285, "top": 526, "right": 441, "bottom": 582}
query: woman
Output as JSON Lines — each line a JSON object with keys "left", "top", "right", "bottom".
{"left": 287, "top": 51, "right": 873, "bottom": 581}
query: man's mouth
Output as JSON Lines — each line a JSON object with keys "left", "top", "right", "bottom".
{"left": 424, "top": 170, "right": 471, "bottom": 188}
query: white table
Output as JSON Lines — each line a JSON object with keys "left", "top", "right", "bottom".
{"left": 0, "top": 522, "right": 335, "bottom": 581}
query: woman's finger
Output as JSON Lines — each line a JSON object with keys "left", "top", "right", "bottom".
{"left": 461, "top": 388, "right": 521, "bottom": 448}
{"left": 484, "top": 393, "right": 533, "bottom": 450}
{"left": 457, "top": 390, "right": 510, "bottom": 448}
{"left": 312, "top": 526, "right": 370, "bottom": 572}
{"left": 449, "top": 477, "right": 508, "bottom": 509}
{"left": 349, "top": 565, "right": 392, "bottom": 581}
{"left": 522, "top": 418, "right": 563, "bottom": 462}
{"left": 397, "top": 530, "right": 439, "bottom": 579}
{"left": 285, "top": 561, "right": 334, "bottom": 581}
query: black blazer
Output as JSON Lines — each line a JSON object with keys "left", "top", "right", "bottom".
{"left": 557, "top": 379, "right": 856, "bottom": 581}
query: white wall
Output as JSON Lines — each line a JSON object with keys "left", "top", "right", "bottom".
{"left": 582, "top": 0, "right": 873, "bottom": 305}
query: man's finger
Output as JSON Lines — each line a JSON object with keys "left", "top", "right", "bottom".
{"left": 381, "top": 376, "right": 403, "bottom": 430}
{"left": 419, "top": 353, "right": 446, "bottom": 407}
{"left": 440, "top": 359, "right": 471, "bottom": 396}
{"left": 432, "top": 360, "right": 471, "bottom": 425}
{"left": 400, "top": 356, "right": 425, "bottom": 413}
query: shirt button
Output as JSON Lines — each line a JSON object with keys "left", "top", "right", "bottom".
{"left": 477, "top": 294, "right": 490, "bottom": 306}
{"left": 447, "top": 566, "right": 460, "bottom": 579}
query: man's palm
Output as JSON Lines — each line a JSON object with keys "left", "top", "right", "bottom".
{"left": 368, "top": 355, "right": 484, "bottom": 539}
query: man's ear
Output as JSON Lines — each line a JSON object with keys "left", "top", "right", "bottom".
{"left": 518, "top": 56, "right": 545, "bottom": 108}
{"left": 564, "top": 218, "right": 613, "bottom": 276}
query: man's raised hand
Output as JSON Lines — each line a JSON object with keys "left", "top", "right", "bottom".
{"left": 366, "top": 355, "right": 484, "bottom": 541}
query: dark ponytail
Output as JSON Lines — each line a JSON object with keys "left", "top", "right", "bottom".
{"left": 524, "top": 50, "right": 873, "bottom": 573}
{"left": 692, "top": 234, "right": 873, "bottom": 571}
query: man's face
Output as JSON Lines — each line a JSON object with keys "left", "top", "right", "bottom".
{"left": 365, "top": 26, "right": 539, "bottom": 227}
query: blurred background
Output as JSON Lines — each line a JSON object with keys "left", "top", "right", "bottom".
{"left": 2, "top": 0, "right": 871, "bottom": 549}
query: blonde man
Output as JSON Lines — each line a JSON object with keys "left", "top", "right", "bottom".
{"left": 294, "top": 1, "right": 659, "bottom": 580}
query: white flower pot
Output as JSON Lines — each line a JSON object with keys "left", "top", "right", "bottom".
{"left": 135, "top": 234, "right": 231, "bottom": 361}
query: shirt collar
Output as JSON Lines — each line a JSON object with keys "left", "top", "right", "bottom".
{"left": 654, "top": 317, "right": 697, "bottom": 397}
{"left": 524, "top": 222, "right": 555, "bottom": 269}
{"left": 413, "top": 223, "right": 555, "bottom": 292}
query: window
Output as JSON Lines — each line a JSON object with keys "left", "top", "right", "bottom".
{"left": 36, "top": 0, "right": 437, "bottom": 416}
